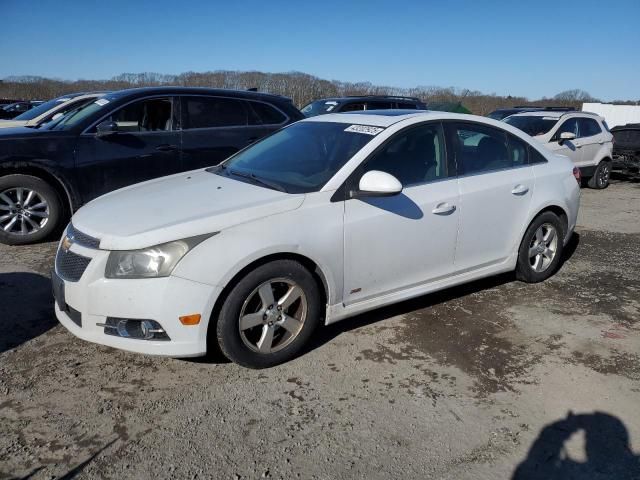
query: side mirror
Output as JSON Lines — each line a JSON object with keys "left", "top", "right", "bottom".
{"left": 557, "top": 131, "right": 576, "bottom": 144}
{"left": 354, "top": 170, "right": 403, "bottom": 198}
{"left": 96, "top": 120, "right": 118, "bottom": 138}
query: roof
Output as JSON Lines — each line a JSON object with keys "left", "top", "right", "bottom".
{"left": 313, "top": 95, "right": 423, "bottom": 103}
{"left": 302, "top": 110, "right": 491, "bottom": 128}
{"left": 105, "top": 86, "right": 292, "bottom": 102}
{"left": 507, "top": 110, "right": 601, "bottom": 119}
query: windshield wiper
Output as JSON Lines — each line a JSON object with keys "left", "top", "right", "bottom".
{"left": 227, "top": 168, "right": 288, "bottom": 193}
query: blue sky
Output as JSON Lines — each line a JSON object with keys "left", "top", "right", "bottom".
{"left": 1, "top": 0, "right": 638, "bottom": 101}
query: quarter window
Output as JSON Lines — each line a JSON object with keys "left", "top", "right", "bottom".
{"left": 183, "top": 97, "right": 248, "bottom": 129}
{"left": 578, "top": 118, "right": 602, "bottom": 138}
{"left": 362, "top": 123, "right": 448, "bottom": 187}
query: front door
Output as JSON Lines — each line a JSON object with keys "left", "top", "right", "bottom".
{"left": 547, "top": 117, "right": 583, "bottom": 166}
{"left": 447, "top": 122, "right": 535, "bottom": 271}
{"left": 75, "top": 96, "right": 181, "bottom": 203}
{"left": 343, "top": 122, "right": 459, "bottom": 305}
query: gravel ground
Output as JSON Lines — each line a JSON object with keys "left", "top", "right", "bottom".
{"left": 1, "top": 180, "right": 639, "bottom": 480}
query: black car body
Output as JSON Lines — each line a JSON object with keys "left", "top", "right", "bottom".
{"left": 301, "top": 95, "right": 426, "bottom": 117}
{"left": 611, "top": 123, "right": 640, "bottom": 176}
{"left": 0, "top": 87, "right": 303, "bottom": 244}
{"left": 0, "top": 101, "right": 44, "bottom": 119}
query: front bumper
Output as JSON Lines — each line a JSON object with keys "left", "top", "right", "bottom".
{"left": 53, "top": 241, "right": 220, "bottom": 357}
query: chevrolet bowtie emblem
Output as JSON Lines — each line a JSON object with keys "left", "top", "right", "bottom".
{"left": 61, "top": 235, "right": 73, "bottom": 252}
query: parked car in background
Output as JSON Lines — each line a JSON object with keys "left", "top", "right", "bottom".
{"left": 487, "top": 106, "right": 545, "bottom": 120}
{"left": 504, "top": 110, "right": 613, "bottom": 188}
{"left": 53, "top": 110, "right": 580, "bottom": 368}
{"left": 0, "top": 100, "right": 43, "bottom": 119}
{"left": 301, "top": 95, "right": 426, "bottom": 117}
{"left": 0, "top": 87, "right": 303, "bottom": 245}
{"left": 611, "top": 123, "right": 640, "bottom": 178}
{"left": 0, "top": 92, "right": 107, "bottom": 129}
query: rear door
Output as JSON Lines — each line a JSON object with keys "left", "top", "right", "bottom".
{"left": 547, "top": 117, "right": 583, "bottom": 166}
{"left": 447, "top": 121, "right": 535, "bottom": 271}
{"left": 75, "top": 96, "right": 182, "bottom": 202}
{"left": 180, "top": 96, "right": 269, "bottom": 169}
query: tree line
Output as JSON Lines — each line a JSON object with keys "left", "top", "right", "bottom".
{"left": 1, "top": 70, "right": 637, "bottom": 115}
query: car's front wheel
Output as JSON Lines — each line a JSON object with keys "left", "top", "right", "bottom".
{"left": 515, "top": 212, "right": 565, "bottom": 283}
{"left": 0, "top": 174, "right": 63, "bottom": 245}
{"left": 215, "top": 260, "right": 323, "bottom": 368}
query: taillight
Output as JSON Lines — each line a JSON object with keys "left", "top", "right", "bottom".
{"left": 573, "top": 167, "right": 581, "bottom": 184}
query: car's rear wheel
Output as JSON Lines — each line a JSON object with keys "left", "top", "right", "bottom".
{"left": 587, "top": 160, "right": 612, "bottom": 189}
{"left": 0, "top": 174, "right": 62, "bottom": 245}
{"left": 515, "top": 212, "right": 565, "bottom": 283}
{"left": 215, "top": 260, "right": 322, "bottom": 368}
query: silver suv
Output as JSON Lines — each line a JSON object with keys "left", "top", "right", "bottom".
{"left": 504, "top": 110, "right": 614, "bottom": 188}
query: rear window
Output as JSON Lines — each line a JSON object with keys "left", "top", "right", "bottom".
{"left": 504, "top": 115, "right": 559, "bottom": 136}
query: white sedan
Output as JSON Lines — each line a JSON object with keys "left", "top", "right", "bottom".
{"left": 53, "top": 111, "right": 580, "bottom": 368}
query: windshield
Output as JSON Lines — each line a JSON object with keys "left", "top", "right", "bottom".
{"left": 504, "top": 115, "right": 559, "bottom": 136}
{"left": 13, "top": 96, "right": 72, "bottom": 121}
{"left": 211, "top": 121, "right": 379, "bottom": 193}
{"left": 47, "top": 98, "right": 112, "bottom": 130}
{"left": 300, "top": 100, "right": 340, "bottom": 117}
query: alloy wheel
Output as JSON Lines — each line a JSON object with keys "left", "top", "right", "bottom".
{"left": 0, "top": 187, "right": 50, "bottom": 235}
{"left": 528, "top": 223, "right": 558, "bottom": 273}
{"left": 238, "top": 278, "right": 308, "bottom": 354}
{"left": 598, "top": 163, "right": 610, "bottom": 187}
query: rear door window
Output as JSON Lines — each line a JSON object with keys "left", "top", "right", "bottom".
{"left": 183, "top": 96, "right": 248, "bottom": 129}
{"left": 366, "top": 101, "right": 394, "bottom": 110}
{"left": 247, "top": 101, "right": 287, "bottom": 125}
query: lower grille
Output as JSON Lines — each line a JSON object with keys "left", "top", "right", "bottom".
{"left": 67, "top": 305, "right": 82, "bottom": 327}
{"left": 55, "top": 249, "right": 91, "bottom": 282}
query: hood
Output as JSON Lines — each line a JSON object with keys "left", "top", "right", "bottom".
{"left": 71, "top": 169, "right": 305, "bottom": 250}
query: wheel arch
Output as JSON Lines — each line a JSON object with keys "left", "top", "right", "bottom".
{"left": 205, "top": 251, "right": 330, "bottom": 351}
{"left": 529, "top": 204, "right": 569, "bottom": 238}
{"left": 0, "top": 162, "right": 77, "bottom": 215}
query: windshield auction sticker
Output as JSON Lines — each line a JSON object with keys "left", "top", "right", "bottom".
{"left": 344, "top": 125, "right": 384, "bottom": 135}
{"left": 94, "top": 98, "right": 110, "bottom": 106}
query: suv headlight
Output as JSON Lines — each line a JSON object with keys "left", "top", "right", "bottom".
{"left": 105, "top": 233, "right": 215, "bottom": 279}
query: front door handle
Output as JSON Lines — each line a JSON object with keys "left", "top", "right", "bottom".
{"left": 511, "top": 184, "right": 529, "bottom": 195}
{"left": 432, "top": 202, "right": 456, "bottom": 215}
{"left": 156, "top": 144, "right": 178, "bottom": 152}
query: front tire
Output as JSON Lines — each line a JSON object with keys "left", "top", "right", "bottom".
{"left": 515, "top": 212, "right": 565, "bottom": 283}
{"left": 587, "top": 160, "right": 612, "bottom": 189}
{"left": 215, "top": 260, "right": 322, "bottom": 368}
{"left": 0, "top": 174, "right": 63, "bottom": 245}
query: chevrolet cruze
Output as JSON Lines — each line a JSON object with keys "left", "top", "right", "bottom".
{"left": 53, "top": 111, "right": 580, "bottom": 368}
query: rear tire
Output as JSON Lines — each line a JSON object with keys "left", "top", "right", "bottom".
{"left": 587, "top": 160, "right": 611, "bottom": 189}
{"left": 515, "top": 212, "right": 565, "bottom": 283}
{"left": 215, "top": 260, "right": 322, "bottom": 368}
{"left": 0, "top": 174, "right": 63, "bottom": 245}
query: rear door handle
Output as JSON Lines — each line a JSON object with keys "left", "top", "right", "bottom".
{"left": 431, "top": 202, "right": 456, "bottom": 215}
{"left": 511, "top": 184, "right": 529, "bottom": 195}
{"left": 156, "top": 144, "right": 178, "bottom": 152}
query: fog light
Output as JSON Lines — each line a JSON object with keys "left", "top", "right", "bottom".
{"left": 99, "top": 318, "right": 170, "bottom": 341}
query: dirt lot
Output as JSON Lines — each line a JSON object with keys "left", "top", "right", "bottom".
{"left": 1, "top": 180, "right": 639, "bottom": 480}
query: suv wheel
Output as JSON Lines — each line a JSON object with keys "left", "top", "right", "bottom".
{"left": 515, "top": 212, "right": 565, "bottom": 283}
{"left": 215, "top": 260, "right": 322, "bottom": 368}
{"left": 588, "top": 160, "right": 611, "bottom": 189}
{"left": 0, "top": 174, "right": 63, "bottom": 245}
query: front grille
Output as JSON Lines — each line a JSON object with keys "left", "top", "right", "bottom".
{"left": 67, "top": 223, "right": 101, "bottom": 249}
{"left": 55, "top": 249, "right": 92, "bottom": 282}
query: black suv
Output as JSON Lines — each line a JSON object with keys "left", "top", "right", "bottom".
{"left": 301, "top": 95, "right": 426, "bottom": 117}
{"left": 0, "top": 101, "right": 44, "bottom": 120}
{"left": 0, "top": 87, "right": 303, "bottom": 245}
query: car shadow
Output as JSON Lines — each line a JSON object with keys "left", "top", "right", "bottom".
{"left": 303, "top": 231, "right": 580, "bottom": 357}
{"left": 512, "top": 411, "right": 640, "bottom": 479}
{"left": 0, "top": 272, "right": 57, "bottom": 354}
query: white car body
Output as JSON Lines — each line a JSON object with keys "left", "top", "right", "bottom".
{"left": 504, "top": 111, "right": 613, "bottom": 177}
{"left": 0, "top": 93, "right": 104, "bottom": 129}
{"left": 54, "top": 111, "right": 580, "bottom": 358}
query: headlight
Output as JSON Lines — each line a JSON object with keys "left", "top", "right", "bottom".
{"left": 105, "top": 233, "right": 215, "bottom": 279}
